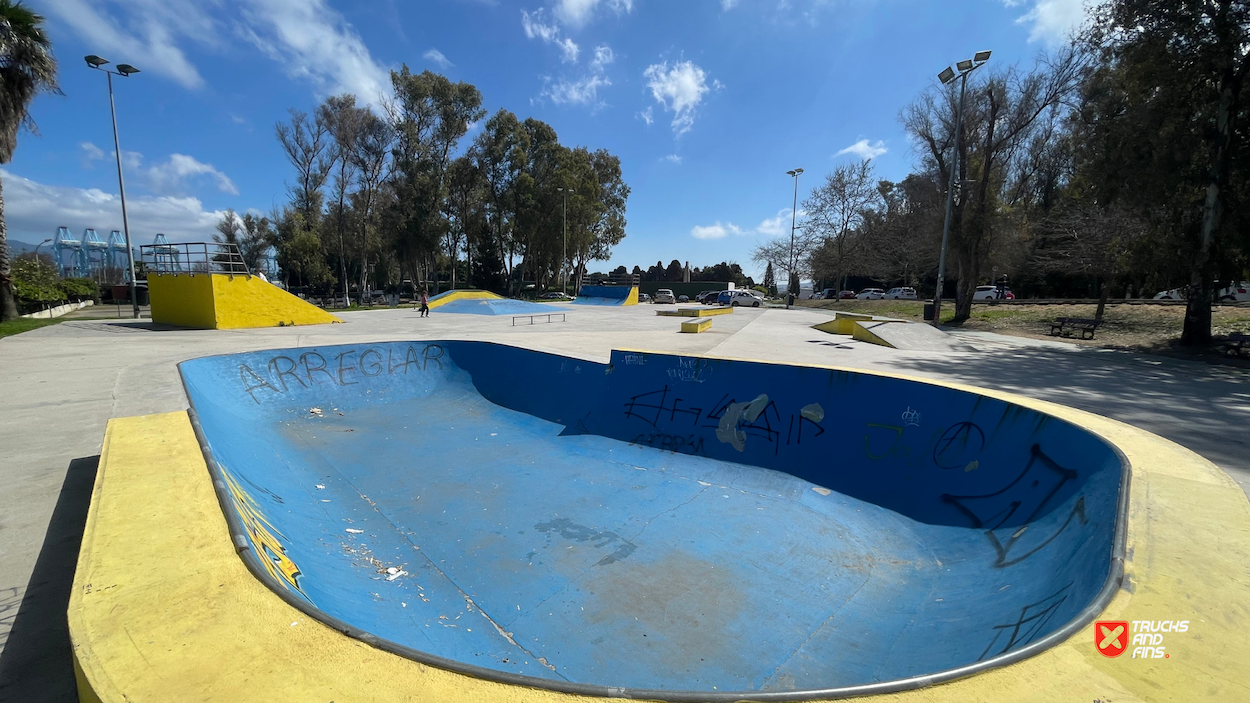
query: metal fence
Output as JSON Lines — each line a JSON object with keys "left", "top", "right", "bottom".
{"left": 139, "top": 242, "right": 252, "bottom": 276}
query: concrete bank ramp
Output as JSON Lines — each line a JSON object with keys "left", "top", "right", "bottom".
{"left": 148, "top": 273, "right": 342, "bottom": 329}
{"left": 853, "top": 320, "right": 976, "bottom": 351}
{"left": 180, "top": 342, "right": 1123, "bottom": 696}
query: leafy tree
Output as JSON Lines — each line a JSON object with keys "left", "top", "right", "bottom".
{"left": 762, "top": 262, "right": 776, "bottom": 296}
{"left": 0, "top": 0, "right": 58, "bottom": 321}
{"left": 1085, "top": 0, "right": 1250, "bottom": 344}
{"left": 319, "top": 94, "right": 361, "bottom": 304}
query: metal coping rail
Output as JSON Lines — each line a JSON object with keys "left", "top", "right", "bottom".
{"left": 181, "top": 352, "right": 1131, "bottom": 703}
{"left": 140, "top": 241, "right": 252, "bottom": 277}
{"left": 512, "top": 313, "right": 567, "bottom": 326}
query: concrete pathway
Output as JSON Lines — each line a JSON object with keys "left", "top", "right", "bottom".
{"left": 1, "top": 303, "right": 1247, "bottom": 700}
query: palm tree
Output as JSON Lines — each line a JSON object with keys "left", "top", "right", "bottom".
{"left": 0, "top": 1, "right": 57, "bottom": 321}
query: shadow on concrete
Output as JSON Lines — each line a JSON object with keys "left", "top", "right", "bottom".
{"left": 888, "top": 346, "right": 1250, "bottom": 496}
{"left": 0, "top": 456, "right": 98, "bottom": 703}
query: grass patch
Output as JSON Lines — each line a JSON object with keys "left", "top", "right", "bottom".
{"left": 0, "top": 317, "right": 61, "bottom": 339}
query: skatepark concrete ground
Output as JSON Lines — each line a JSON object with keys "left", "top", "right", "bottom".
{"left": 2, "top": 303, "right": 1248, "bottom": 700}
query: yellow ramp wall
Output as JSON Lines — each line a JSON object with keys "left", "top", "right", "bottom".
{"left": 427, "top": 290, "right": 503, "bottom": 310}
{"left": 147, "top": 274, "right": 217, "bottom": 329}
{"left": 211, "top": 275, "right": 342, "bottom": 329}
{"left": 148, "top": 273, "right": 341, "bottom": 329}
{"left": 623, "top": 286, "right": 639, "bottom": 306}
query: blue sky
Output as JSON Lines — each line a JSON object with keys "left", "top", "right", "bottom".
{"left": 8, "top": 0, "right": 1085, "bottom": 278}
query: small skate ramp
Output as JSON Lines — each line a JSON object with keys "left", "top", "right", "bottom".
{"left": 852, "top": 320, "right": 975, "bottom": 351}
{"left": 426, "top": 289, "right": 504, "bottom": 310}
{"left": 148, "top": 273, "right": 342, "bottom": 329}
{"left": 178, "top": 342, "right": 1126, "bottom": 697}
{"left": 571, "top": 285, "right": 638, "bottom": 305}
{"left": 434, "top": 298, "right": 559, "bottom": 316}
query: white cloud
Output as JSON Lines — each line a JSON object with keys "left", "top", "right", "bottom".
{"left": 229, "top": 113, "right": 248, "bottom": 125}
{"left": 1, "top": 169, "right": 229, "bottom": 244}
{"left": 80, "top": 142, "right": 106, "bottom": 168}
{"left": 44, "top": 0, "right": 393, "bottom": 104}
{"left": 721, "top": 0, "right": 739, "bottom": 9}
{"left": 42, "top": 0, "right": 213, "bottom": 88}
{"left": 423, "top": 48, "right": 453, "bottom": 69}
{"left": 144, "top": 153, "right": 239, "bottom": 195}
{"left": 643, "top": 60, "right": 713, "bottom": 136}
{"left": 522, "top": 8, "right": 580, "bottom": 63}
{"left": 557, "top": 37, "right": 580, "bottom": 63}
{"left": 541, "top": 74, "right": 610, "bottom": 107}
{"left": 591, "top": 45, "right": 614, "bottom": 70}
{"left": 1005, "top": 0, "right": 1088, "bottom": 44}
{"left": 692, "top": 208, "right": 799, "bottom": 240}
{"left": 237, "top": 0, "right": 393, "bottom": 105}
{"left": 553, "top": 0, "right": 634, "bottom": 28}
{"left": 691, "top": 222, "right": 749, "bottom": 240}
{"left": 663, "top": 154, "right": 682, "bottom": 164}
{"left": 836, "top": 139, "right": 888, "bottom": 160}
{"left": 522, "top": 8, "right": 561, "bottom": 42}
{"left": 637, "top": 106, "right": 653, "bottom": 126}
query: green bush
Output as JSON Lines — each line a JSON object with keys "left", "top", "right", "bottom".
{"left": 58, "top": 277, "right": 99, "bottom": 302}
{"left": 11, "top": 258, "right": 61, "bottom": 303}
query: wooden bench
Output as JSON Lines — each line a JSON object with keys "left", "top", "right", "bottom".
{"left": 1224, "top": 332, "right": 1250, "bottom": 357}
{"left": 1049, "top": 317, "right": 1103, "bottom": 340}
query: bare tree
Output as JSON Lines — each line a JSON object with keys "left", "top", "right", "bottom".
{"left": 806, "top": 161, "right": 880, "bottom": 291}
{"left": 319, "top": 95, "right": 362, "bottom": 304}
{"left": 275, "top": 109, "right": 332, "bottom": 224}
{"left": 349, "top": 108, "right": 393, "bottom": 304}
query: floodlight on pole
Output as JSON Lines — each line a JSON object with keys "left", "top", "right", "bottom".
{"left": 785, "top": 168, "right": 803, "bottom": 309}
{"left": 932, "top": 50, "right": 990, "bottom": 328}
{"left": 85, "top": 55, "right": 142, "bottom": 319}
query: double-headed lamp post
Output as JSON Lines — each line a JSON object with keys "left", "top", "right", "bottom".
{"left": 931, "top": 50, "right": 990, "bottom": 328}
{"left": 785, "top": 168, "right": 803, "bottom": 309}
{"left": 85, "top": 55, "right": 142, "bottom": 319}
{"left": 556, "top": 186, "right": 568, "bottom": 294}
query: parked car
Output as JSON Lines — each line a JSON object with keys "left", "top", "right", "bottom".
{"left": 539, "top": 292, "right": 571, "bottom": 300}
{"left": 720, "top": 290, "right": 762, "bottom": 307}
{"left": 695, "top": 290, "right": 719, "bottom": 304}
{"left": 884, "top": 287, "right": 918, "bottom": 300}
{"left": 677, "top": 294, "right": 690, "bottom": 303}
{"left": 1219, "top": 281, "right": 1250, "bottom": 302}
{"left": 816, "top": 288, "right": 840, "bottom": 300}
{"left": 838, "top": 290, "right": 856, "bottom": 299}
{"left": 653, "top": 289, "right": 676, "bottom": 304}
{"left": 973, "top": 285, "right": 1014, "bottom": 300}
{"left": 855, "top": 288, "right": 885, "bottom": 300}
{"left": 638, "top": 293, "right": 651, "bottom": 303}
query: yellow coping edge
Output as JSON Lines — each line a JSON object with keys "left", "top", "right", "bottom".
{"left": 70, "top": 351, "right": 1250, "bottom": 702}
{"left": 679, "top": 318, "right": 713, "bottom": 333}
{"left": 623, "top": 286, "right": 639, "bottom": 306}
{"left": 656, "top": 307, "right": 734, "bottom": 318}
{"left": 427, "top": 290, "right": 503, "bottom": 310}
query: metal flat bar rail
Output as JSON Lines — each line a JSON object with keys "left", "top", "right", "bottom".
{"left": 511, "top": 313, "right": 566, "bottom": 326}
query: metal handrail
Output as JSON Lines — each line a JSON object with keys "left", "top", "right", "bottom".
{"left": 140, "top": 241, "right": 252, "bottom": 276}
{"left": 511, "top": 313, "right": 566, "bottom": 326}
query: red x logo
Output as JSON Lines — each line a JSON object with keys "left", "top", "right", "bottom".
{"left": 1096, "top": 620, "right": 1129, "bottom": 657}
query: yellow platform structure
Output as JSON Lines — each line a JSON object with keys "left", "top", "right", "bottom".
{"left": 656, "top": 307, "right": 733, "bottom": 318}
{"left": 679, "top": 318, "right": 713, "bottom": 333}
{"left": 147, "top": 273, "right": 342, "bottom": 329}
{"left": 812, "top": 311, "right": 875, "bottom": 335}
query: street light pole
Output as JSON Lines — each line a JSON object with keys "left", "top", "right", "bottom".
{"left": 558, "top": 187, "right": 567, "bottom": 295}
{"left": 785, "top": 168, "right": 803, "bottom": 309}
{"left": 34, "top": 238, "right": 51, "bottom": 260}
{"left": 932, "top": 51, "right": 990, "bottom": 328}
{"left": 86, "top": 55, "right": 141, "bottom": 319}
